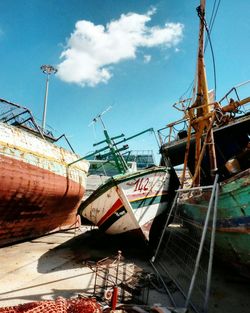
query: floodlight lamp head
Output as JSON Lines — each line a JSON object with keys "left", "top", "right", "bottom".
{"left": 40, "top": 65, "right": 57, "bottom": 75}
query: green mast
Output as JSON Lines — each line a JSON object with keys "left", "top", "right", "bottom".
{"left": 68, "top": 108, "right": 156, "bottom": 173}
{"left": 95, "top": 114, "right": 128, "bottom": 174}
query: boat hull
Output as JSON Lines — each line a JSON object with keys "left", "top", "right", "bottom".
{"left": 180, "top": 169, "right": 250, "bottom": 270}
{"left": 0, "top": 122, "right": 89, "bottom": 246}
{"left": 79, "top": 167, "right": 176, "bottom": 240}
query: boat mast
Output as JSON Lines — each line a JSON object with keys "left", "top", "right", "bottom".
{"left": 98, "top": 115, "right": 129, "bottom": 174}
{"left": 189, "top": 0, "right": 217, "bottom": 186}
{"left": 194, "top": 0, "right": 209, "bottom": 117}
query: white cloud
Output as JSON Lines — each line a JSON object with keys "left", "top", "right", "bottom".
{"left": 57, "top": 9, "right": 184, "bottom": 87}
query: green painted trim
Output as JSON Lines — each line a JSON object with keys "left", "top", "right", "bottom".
{"left": 131, "top": 193, "right": 168, "bottom": 209}
{"left": 78, "top": 166, "right": 168, "bottom": 214}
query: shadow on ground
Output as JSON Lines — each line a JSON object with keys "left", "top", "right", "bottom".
{"left": 37, "top": 228, "right": 150, "bottom": 274}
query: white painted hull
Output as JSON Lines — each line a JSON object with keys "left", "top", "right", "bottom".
{"left": 79, "top": 167, "right": 172, "bottom": 240}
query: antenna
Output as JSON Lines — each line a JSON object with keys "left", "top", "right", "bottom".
{"left": 88, "top": 105, "right": 112, "bottom": 129}
{"left": 87, "top": 105, "right": 128, "bottom": 174}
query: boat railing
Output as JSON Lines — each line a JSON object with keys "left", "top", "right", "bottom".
{"left": 157, "top": 117, "right": 189, "bottom": 146}
{"left": 219, "top": 80, "right": 250, "bottom": 105}
{"left": 122, "top": 149, "right": 156, "bottom": 169}
{"left": 0, "top": 98, "right": 75, "bottom": 153}
{"left": 158, "top": 80, "right": 250, "bottom": 147}
{"left": 0, "top": 98, "right": 45, "bottom": 139}
{"left": 219, "top": 80, "right": 250, "bottom": 116}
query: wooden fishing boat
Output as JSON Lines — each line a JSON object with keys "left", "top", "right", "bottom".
{"left": 0, "top": 98, "right": 89, "bottom": 246}
{"left": 159, "top": 0, "right": 250, "bottom": 272}
{"left": 79, "top": 166, "right": 177, "bottom": 240}
{"left": 180, "top": 168, "right": 250, "bottom": 269}
{"left": 84, "top": 150, "right": 154, "bottom": 200}
{"left": 77, "top": 113, "right": 178, "bottom": 240}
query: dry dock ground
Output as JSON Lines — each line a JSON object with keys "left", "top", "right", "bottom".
{"left": 0, "top": 227, "right": 249, "bottom": 312}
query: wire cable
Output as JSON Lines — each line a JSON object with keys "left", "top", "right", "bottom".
{"left": 205, "top": 0, "right": 221, "bottom": 51}
{"left": 197, "top": 6, "right": 217, "bottom": 99}
{"left": 180, "top": 0, "right": 221, "bottom": 104}
{"left": 210, "top": 0, "right": 221, "bottom": 34}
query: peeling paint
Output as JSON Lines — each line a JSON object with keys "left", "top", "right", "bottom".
{"left": 0, "top": 122, "right": 89, "bottom": 246}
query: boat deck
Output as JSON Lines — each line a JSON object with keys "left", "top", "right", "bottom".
{"left": 0, "top": 228, "right": 249, "bottom": 312}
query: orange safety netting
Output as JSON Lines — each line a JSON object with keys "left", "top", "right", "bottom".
{"left": 0, "top": 297, "right": 102, "bottom": 313}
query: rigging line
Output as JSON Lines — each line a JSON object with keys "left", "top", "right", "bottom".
{"left": 179, "top": 79, "right": 195, "bottom": 100}
{"left": 204, "top": 0, "right": 217, "bottom": 50}
{"left": 210, "top": 0, "right": 221, "bottom": 34}
{"left": 208, "top": 0, "right": 217, "bottom": 28}
{"left": 180, "top": 2, "right": 216, "bottom": 104}
{"left": 204, "top": 23, "right": 217, "bottom": 100}
{"left": 205, "top": 0, "right": 221, "bottom": 51}
{"left": 179, "top": 1, "right": 220, "bottom": 109}
{"left": 197, "top": 7, "right": 217, "bottom": 100}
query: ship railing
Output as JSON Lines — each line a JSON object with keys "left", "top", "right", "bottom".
{"left": 219, "top": 80, "right": 250, "bottom": 105}
{"left": 219, "top": 80, "right": 250, "bottom": 116}
{"left": 0, "top": 98, "right": 76, "bottom": 153}
{"left": 123, "top": 149, "right": 156, "bottom": 169}
{"left": 157, "top": 117, "right": 189, "bottom": 146}
{"left": 158, "top": 80, "right": 250, "bottom": 146}
{"left": 52, "top": 133, "right": 75, "bottom": 153}
{"left": 0, "top": 98, "right": 45, "bottom": 139}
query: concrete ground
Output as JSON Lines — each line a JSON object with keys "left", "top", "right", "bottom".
{"left": 0, "top": 227, "right": 169, "bottom": 309}
{"left": 0, "top": 228, "right": 96, "bottom": 307}
{"left": 0, "top": 227, "right": 249, "bottom": 312}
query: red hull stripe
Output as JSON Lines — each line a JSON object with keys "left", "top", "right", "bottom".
{"left": 97, "top": 198, "right": 123, "bottom": 226}
{"left": 97, "top": 193, "right": 167, "bottom": 228}
{"left": 127, "top": 191, "right": 168, "bottom": 202}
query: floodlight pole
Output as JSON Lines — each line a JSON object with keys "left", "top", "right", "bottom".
{"left": 40, "top": 65, "right": 57, "bottom": 132}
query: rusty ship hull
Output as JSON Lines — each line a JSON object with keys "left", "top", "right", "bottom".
{"left": 180, "top": 169, "right": 250, "bottom": 270}
{"left": 0, "top": 121, "right": 89, "bottom": 246}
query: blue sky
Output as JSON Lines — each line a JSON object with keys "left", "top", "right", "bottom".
{"left": 0, "top": 0, "right": 249, "bottom": 161}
